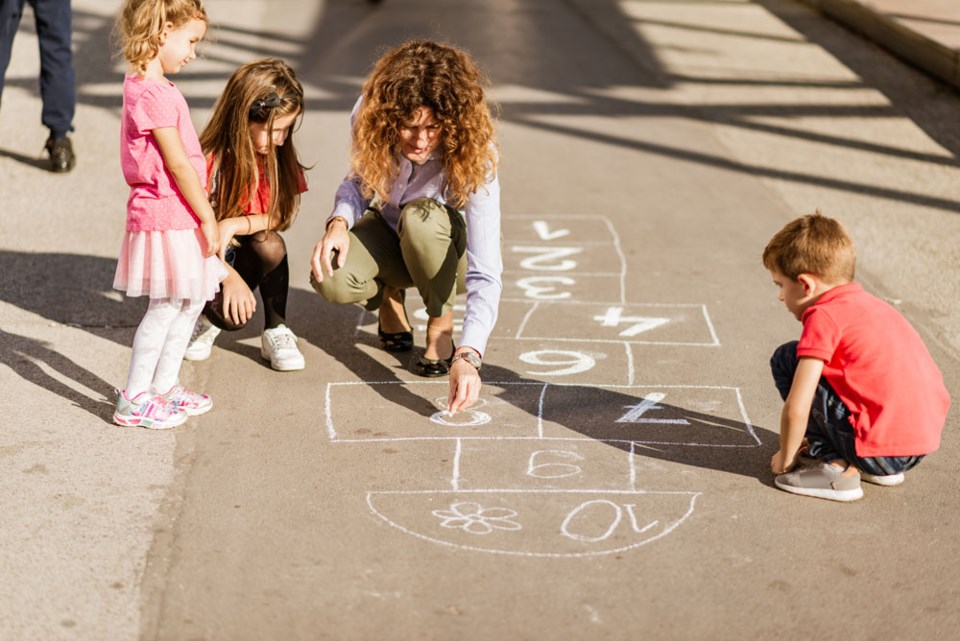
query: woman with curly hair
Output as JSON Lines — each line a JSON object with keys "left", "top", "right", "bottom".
{"left": 310, "top": 39, "right": 502, "bottom": 415}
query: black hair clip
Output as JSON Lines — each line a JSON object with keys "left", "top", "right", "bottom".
{"left": 249, "top": 92, "right": 283, "bottom": 121}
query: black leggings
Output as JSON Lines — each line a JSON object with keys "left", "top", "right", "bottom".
{"left": 204, "top": 230, "right": 289, "bottom": 331}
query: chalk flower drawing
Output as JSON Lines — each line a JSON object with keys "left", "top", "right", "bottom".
{"left": 432, "top": 502, "right": 522, "bottom": 535}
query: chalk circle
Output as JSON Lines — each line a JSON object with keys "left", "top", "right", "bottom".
{"left": 430, "top": 397, "right": 491, "bottom": 427}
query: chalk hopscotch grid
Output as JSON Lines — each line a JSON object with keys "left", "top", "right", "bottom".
{"left": 513, "top": 300, "right": 721, "bottom": 347}
{"left": 365, "top": 488, "right": 702, "bottom": 559}
{"left": 506, "top": 214, "right": 628, "bottom": 304}
{"left": 332, "top": 215, "right": 749, "bottom": 556}
{"left": 450, "top": 437, "right": 640, "bottom": 492}
{"left": 324, "top": 381, "right": 760, "bottom": 448}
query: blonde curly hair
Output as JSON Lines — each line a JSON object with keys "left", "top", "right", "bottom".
{"left": 352, "top": 40, "right": 499, "bottom": 209}
{"left": 116, "top": 0, "right": 207, "bottom": 73}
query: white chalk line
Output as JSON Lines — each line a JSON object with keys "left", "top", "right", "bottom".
{"left": 451, "top": 439, "right": 462, "bottom": 491}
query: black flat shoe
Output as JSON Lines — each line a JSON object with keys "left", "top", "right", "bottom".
{"left": 378, "top": 323, "right": 413, "bottom": 352}
{"left": 377, "top": 288, "right": 413, "bottom": 352}
{"left": 414, "top": 341, "right": 455, "bottom": 378}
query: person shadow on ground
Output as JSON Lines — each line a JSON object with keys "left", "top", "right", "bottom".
{"left": 0, "top": 250, "right": 145, "bottom": 421}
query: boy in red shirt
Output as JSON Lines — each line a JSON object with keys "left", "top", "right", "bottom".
{"left": 762, "top": 212, "right": 950, "bottom": 501}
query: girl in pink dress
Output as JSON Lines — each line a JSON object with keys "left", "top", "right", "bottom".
{"left": 112, "top": 0, "right": 226, "bottom": 429}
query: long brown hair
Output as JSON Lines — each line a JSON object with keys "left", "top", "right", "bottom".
{"left": 200, "top": 58, "right": 306, "bottom": 230}
{"left": 116, "top": 0, "right": 207, "bottom": 73}
{"left": 352, "top": 40, "right": 498, "bottom": 209}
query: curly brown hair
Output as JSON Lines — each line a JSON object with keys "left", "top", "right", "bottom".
{"left": 200, "top": 58, "right": 306, "bottom": 231}
{"left": 352, "top": 40, "right": 498, "bottom": 209}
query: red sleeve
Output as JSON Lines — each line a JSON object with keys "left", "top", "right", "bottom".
{"left": 298, "top": 168, "right": 308, "bottom": 194}
{"left": 797, "top": 307, "right": 838, "bottom": 362}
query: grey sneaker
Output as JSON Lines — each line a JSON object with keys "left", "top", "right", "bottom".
{"left": 860, "top": 471, "right": 905, "bottom": 486}
{"left": 184, "top": 315, "right": 221, "bottom": 361}
{"left": 260, "top": 324, "right": 305, "bottom": 371}
{"left": 775, "top": 462, "right": 864, "bottom": 502}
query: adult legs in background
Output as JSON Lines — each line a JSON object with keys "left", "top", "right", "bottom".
{"left": 0, "top": 0, "right": 27, "bottom": 101}
{"left": 0, "top": 0, "right": 76, "bottom": 171}
{"left": 32, "top": 0, "right": 75, "bottom": 141}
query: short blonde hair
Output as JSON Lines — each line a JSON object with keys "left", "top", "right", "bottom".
{"left": 762, "top": 211, "right": 856, "bottom": 283}
{"left": 117, "top": 0, "right": 208, "bottom": 73}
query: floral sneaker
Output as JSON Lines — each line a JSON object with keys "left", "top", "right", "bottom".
{"left": 113, "top": 390, "right": 187, "bottom": 430}
{"left": 156, "top": 384, "right": 213, "bottom": 416}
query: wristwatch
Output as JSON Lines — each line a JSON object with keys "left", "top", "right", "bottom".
{"left": 451, "top": 351, "right": 482, "bottom": 371}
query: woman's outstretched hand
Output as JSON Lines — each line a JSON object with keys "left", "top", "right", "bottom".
{"left": 447, "top": 357, "right": 481, "bottom": 415}
{"left": 311, "top": 218, "right": 350, "bottom": 282}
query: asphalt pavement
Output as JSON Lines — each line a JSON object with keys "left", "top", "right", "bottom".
{"left": 2, "top": 1, "right": 959, "bottom": 640}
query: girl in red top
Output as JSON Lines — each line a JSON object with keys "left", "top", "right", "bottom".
{"left": 185, "top": 58, "right": 309, "bottom": 371}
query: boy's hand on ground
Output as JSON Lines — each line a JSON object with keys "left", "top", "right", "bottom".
{"left": 770, "top": 449, "right": 798, "bottom": 475}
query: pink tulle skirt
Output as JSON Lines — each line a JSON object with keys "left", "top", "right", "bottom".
{"left": 114, "top": 228, "right": 227, "bottom": 301}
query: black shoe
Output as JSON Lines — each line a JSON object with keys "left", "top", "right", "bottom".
{"left": 377, "top": 288, "right": 413, "bottom": 352}
{"left": 414, "top": 341, "right": 455, "bottom": 378}
{"left": 45, "top": 137, "right": 75, "bottom": 173}
{"left": 378, "top": 323, "right": 413, "bottom": 352}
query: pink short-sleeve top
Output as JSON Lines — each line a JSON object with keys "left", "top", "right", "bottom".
{"left": 121, "top": 75, "right": 207, "bottom": 231}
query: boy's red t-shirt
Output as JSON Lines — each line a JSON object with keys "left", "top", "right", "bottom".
{"left": 797, "top": 282, "right": 950, "bottom": 457}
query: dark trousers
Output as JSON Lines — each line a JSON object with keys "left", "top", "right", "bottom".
{"left": 0, "top": 0, "right": 75, "bottom": 137}
{"left": 770, "top": 341, "right": 924, "bottom": 476}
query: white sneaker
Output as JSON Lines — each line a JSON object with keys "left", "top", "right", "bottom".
{"left": 860, "top": 471, "right": 905, "bottom": 486}
{"left": 260, "top": 324, "right": 305, "bottom": 371}
{"left": 184, "top": 315, "right": 221, "bottom": 361}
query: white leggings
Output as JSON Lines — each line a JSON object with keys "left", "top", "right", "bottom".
{"left": 125, "top": 298, "right": 205, "bottom": 398}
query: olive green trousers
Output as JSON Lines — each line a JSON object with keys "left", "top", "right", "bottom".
{"left": 310, "top": 197, "right": 466, "bottom": 317}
